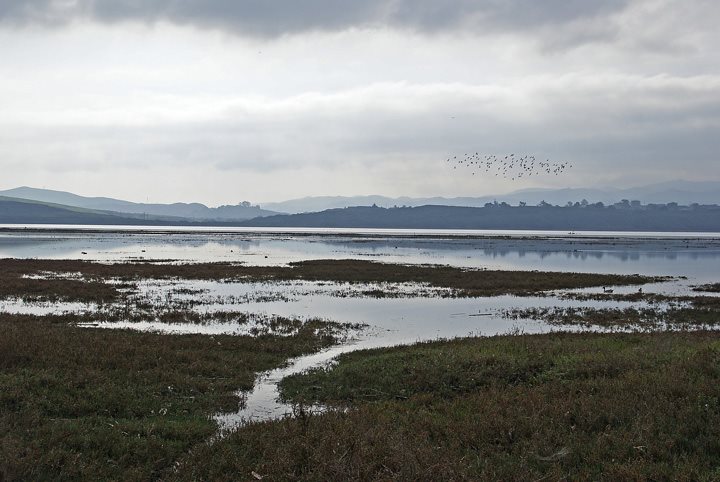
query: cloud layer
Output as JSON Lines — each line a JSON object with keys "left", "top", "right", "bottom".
{"left": 3, "top": 75, "right": 718, "bottom": 189}
{"left": 0, "top": 0, "right": 632, "bottom": 38}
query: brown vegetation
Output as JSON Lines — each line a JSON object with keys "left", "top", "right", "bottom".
{"left": 0, "top": 258, "right": 661, "bottom": 301}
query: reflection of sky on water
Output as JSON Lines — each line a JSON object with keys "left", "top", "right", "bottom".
{"left": 1, "top": 229, "right": 720, "bottom": 280}
{"left": 4, "top": 276, "right": 701, "bottom": 338}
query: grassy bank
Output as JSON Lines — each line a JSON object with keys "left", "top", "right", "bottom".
{"left": 179, "top": 331, "right": 720, "bottom": 480}
{"left": 0, "top": 315, "right": 341, "bottom": 480}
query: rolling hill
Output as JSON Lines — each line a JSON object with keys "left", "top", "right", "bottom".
{"left": 0, "top": 187, "right": 277, "bottom": 221}
{"left": 0, "top": 196, "right": 168, "bottom": 225}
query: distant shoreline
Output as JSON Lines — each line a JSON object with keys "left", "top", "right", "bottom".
{"left": 2, "top": 225, "right": 720, "bottom": 240}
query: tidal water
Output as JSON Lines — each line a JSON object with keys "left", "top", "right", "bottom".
{"left": 2, "top": 226, "right": 720, "bottom": 279}
{"left": 2, "top": 226, "right": 719, "bottom": 428}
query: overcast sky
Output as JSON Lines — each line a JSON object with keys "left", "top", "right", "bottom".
{"left": 1, "top": 0, "right": 718, "bottom": 205}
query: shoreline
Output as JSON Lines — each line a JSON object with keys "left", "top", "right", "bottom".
{"left": 2, "top": 224, "right": 720, "bottom": 240}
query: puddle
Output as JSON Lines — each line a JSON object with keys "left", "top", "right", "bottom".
{"left": 0, "top": 299, "right": 96, "bottom": 316}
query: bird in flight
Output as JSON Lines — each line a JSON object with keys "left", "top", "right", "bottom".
{"left": 442, "top": 152, "right": 573, "bottom": 180}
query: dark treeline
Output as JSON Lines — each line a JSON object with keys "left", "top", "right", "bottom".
{"left": 239, "top": 201, "right": 720, "bottom": 232}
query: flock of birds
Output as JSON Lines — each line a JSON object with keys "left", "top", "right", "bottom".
{"left": 444, "top": 153, "right": 573, "bottom": 180}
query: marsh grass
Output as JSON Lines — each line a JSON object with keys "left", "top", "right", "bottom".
{"left": 695, "top": 283, "right": 720, "bottom": 293}
{"left": 0, "top": 258, "right": 660, "bottom": 301}
{"left": 503, "top": 297, "right": 720, "bottom": 328}
{"left": 559, "top": 291, "right": 677, "bottom": 303}
{"left": 0, "top": 277, "right": 120, "bottom": 303}
{"left": 179, "top": 332, "right": 720, "bottom": 481}
{"left": 0, "top": 314, "right": 341, "bottom": 480}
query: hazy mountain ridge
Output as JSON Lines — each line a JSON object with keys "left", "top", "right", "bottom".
{"left": 0, "top": 187, "right": 278, "bottom": 221}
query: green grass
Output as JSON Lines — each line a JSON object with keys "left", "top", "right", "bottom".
{"left": 178, "top": 332, "right": 720, "bottom": 480}
{"left": 0, "top": 314, "right": 341, "bottom": 481}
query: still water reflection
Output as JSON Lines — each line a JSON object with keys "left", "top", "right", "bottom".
{"left": 1, "top": 228, "right": 720, "bottom": 280}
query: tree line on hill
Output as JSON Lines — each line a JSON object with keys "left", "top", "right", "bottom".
{"left": 237, "top": 201, "right": 720, "bottom": 231}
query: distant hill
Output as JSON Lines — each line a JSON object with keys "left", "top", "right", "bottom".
{"left": 261, "top": 181, "right": 720, "bottom": 213}
{"left": 0, "top": 196, "right": 169, "bottom": 225}
{"left": 239, "top": 204, "right": 720, "bottom": 232}
{"left": 0, "top": 187, "right": 278, "bottom": 221}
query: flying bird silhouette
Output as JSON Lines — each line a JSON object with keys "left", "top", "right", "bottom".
{"left": 442, "top": 152, "right": 574, "bottom": 181}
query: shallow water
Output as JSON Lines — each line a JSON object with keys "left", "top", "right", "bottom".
{"left": 0, "top": 299, "right": 94, "bottom": 316}
{"left": 76, "top": 279, "right": 667, "bottom": 337}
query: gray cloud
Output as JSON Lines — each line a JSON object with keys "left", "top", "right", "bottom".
{"left": 0, "top": 0, "right": 631, "bottom": 39}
